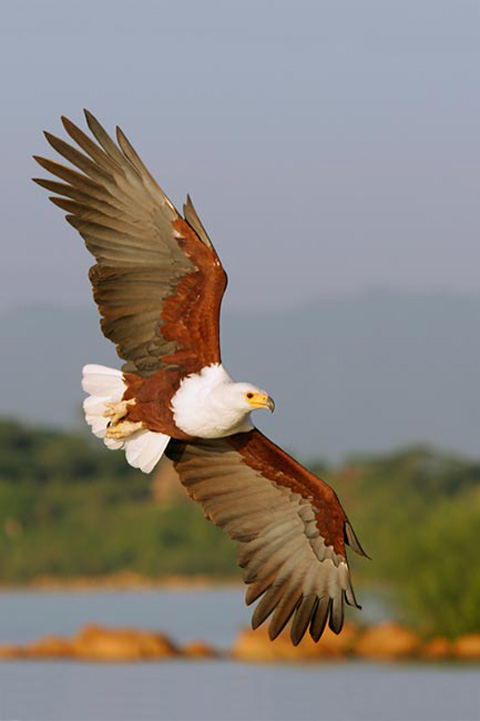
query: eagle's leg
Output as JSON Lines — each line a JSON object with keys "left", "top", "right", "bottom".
{"left": 103, "top": 399, "right": 143, "bottom": 439}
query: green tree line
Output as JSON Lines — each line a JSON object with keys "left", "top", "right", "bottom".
{"left": 0, "top": 419, "right": 479, "bottom": 638}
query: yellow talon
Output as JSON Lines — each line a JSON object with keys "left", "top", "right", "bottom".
{"left": 106, "top": 419, "right": 143, "bottom": 439}
{"left": 103, "top": 399, "right": 135, "bottom": 424}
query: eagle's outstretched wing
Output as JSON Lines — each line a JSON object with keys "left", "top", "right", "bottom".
{"left": 33, "top": 111, "right": 227, "bottom": 379}
{"left": 35, "top": 113, "right": 367, "bottom": 642}
{"left": 167, "top": 429, "right": 367, "bottom": 645}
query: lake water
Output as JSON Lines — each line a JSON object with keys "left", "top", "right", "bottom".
{"left": 0, "top": 589, "right": 478, "bottom": 721}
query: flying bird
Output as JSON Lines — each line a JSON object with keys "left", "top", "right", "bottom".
{"left": 34, "top": 112, "right": 367, "bottom": 645}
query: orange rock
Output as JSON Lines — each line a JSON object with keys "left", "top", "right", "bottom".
{"left": 183, "top": 641, "right": 218, "bottom": 658}
{"left": 27, "top": 635, "right": 74, "bottom": 658}
{"left": 355, "top": 623, "right": 420, "bottom": 660}
{"left": 314, "top": 623, "right": 358, "bottom": 657}
{"left": 0, "top": 645, "right": 25, "bottom": 659}
{"left": 71, "top": 625, "right": 179, "bottom": 661}
{"left": 421, "top": 637, "right": 452, "bottom": 660}
{"left": 232, "top": 623, "right": 358, "bottom": 662}
{"left": 452, "top": 634, "right": 480, "bottom": 660}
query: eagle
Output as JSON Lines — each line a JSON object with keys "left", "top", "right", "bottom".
{"left": 34, "top": 112, "right": 367, "bottom": 645}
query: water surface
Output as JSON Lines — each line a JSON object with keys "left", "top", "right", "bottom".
{"left": 0, "top": 589, "right": 478, "bottom": 721}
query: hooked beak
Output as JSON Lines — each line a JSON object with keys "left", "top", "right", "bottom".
{"left": 248, "top": 393, "right": 275, "bottom": 413}
{"left": 265, "top": 396, "right": 275, "bottom": 413}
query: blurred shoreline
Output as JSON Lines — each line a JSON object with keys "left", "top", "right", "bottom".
{"left": 1, "top": 581, "right": 479, "bottom": 664}
{"left": 1, "top": 620, "right": 479, "bottom": 664}
{"left": 0, "top": 572, "right": 241, "bottom": 593}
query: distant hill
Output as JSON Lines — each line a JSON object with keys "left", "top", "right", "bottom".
{"left": 1, "top": 290, "right": 479, "bottom": 460}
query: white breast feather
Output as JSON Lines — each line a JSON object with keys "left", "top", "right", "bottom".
{"left": 171, "top": 363, "right": 253, "bottom": 438}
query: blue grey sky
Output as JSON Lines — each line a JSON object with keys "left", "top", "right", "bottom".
{"left": 2, "top": 0, "right": 479, "bottom": 312}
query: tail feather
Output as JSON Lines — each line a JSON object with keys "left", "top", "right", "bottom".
{"left": 82, "top": 364, "right": 170, "bottom": 473}
{"left": 83, "top": 395, "right": 112, "bottom": 437}
{"left": 104, "top": 436, "right": 125, "bottom": 451}
{"left": 82, "top": 364, "right": 126, "bottom": 397}
{"left": 125, "top": 431, "right": 171, "bottom": 473}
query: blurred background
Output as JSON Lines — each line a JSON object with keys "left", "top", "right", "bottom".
{"left": 1, "top": 1, "right": 479, "bottom": 720}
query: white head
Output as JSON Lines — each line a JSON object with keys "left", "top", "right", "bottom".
{"left": 221, "top": 381, "right": 275, "bottom": 414}
{"left": 171, "top": 364, "right": 275, "bottom": 439}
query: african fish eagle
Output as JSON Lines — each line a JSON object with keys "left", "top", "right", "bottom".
{"left": 33, "top": 112, "right": 367, "bottom": 645}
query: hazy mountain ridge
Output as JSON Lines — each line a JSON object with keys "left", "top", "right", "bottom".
{"left": 1, "top": 290, "right": 479, "bottom": 459}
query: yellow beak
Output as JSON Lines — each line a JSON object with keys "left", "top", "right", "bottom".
{"left": 247, "top": 393, "right": 275, "bottom": 412}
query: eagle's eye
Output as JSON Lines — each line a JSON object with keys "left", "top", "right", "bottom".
{"left": 246, "top": 392, "right": 254, "bottom": 399}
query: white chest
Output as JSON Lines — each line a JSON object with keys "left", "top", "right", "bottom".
{"left": 171, "top": 364, "right": 253, "bottom": 439}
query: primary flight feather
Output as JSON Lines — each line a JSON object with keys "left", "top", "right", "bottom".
{"left": 34, "top": 111, "right": 367, "bottom": 644}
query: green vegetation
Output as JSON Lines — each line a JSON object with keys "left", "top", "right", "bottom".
{"left": 0, "top": 420, "right": 236, "bottom": 581}
{"left": 1, "top": 419, "right": 479, "bottom": 637}
{"left": 317, "top": 447, "right": 480, "bottom": 638}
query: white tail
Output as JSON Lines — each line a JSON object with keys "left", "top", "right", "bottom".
{"left": 82, "top": 364, "right": 170, "bottom": 473}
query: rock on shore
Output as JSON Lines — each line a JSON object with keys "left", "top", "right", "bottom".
{"left": 0, "top": 625, "right": 216, "bottom": 662}
{"left": 0, "top": 623, "right": 479, "bottom": 662}
{"left": 232, "top": 624, "right": 358, "bottom": 662}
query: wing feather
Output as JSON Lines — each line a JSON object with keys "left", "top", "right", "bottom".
{"left": 167, "top": 429, "right": 364, "bottom": 645}
{"left": 34, "top": 111, "right": 227, "bottom": 378}
{"left": 291, "top": 595, "right": 319, "bottom": 646}
{"left": 84, "top": 109, "right": 127, "bottom": 165}
{"left": 310, "top": 597, "right": 332, "bottom": 642}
